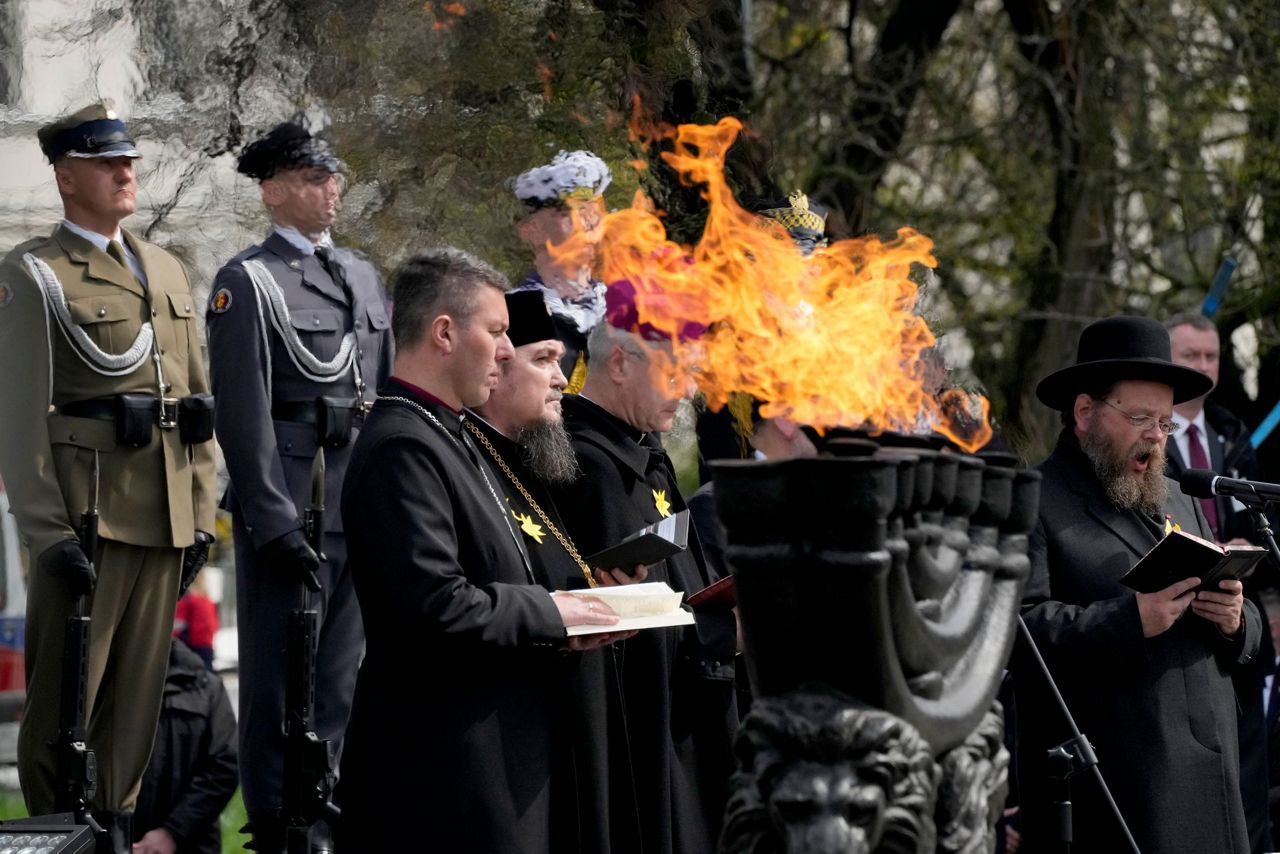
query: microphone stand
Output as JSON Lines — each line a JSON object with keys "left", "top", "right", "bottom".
{"left": 1016, "top": 616, "right": 1142, "bottom": 854}
{"left": 1237, "top": 491, "right": 1280, "bottom": 567}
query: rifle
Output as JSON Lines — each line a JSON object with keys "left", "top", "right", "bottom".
{"left": 53, "top": 451, "right": 104, "bottom": 836}
{"left": 282, "top": 449, "right": 341, "bottom": 853}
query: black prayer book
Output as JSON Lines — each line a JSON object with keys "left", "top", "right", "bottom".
{"left": 584, "top": 510, "right": 690, "bottom": 570}
{"left": 1119, "top": 529, "right": 1266, "bottom": 594}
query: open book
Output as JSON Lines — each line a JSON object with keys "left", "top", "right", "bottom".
{"left": 1119, "top": 529, "right": 1267, "bottom": 594}
{"left": 583, "top": 510, "right": 690, "bottom": 571}
{"left": 563, "top": 582, "right": 695, "bottom": 636}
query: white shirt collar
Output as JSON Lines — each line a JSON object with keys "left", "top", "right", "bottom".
{"left": 1170, "top": 408, "right": 1208, "bottom": 438}
{"left": 272, "top": 225, "right": 333, "bottom": 256}
{"left": 62, "top": 219, "right": 121, "bottom": 252}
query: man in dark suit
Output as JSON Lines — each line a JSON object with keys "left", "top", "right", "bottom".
{"left": 552, "top": 281, "right": 738, "bottom": 854}
{"left": 205, "top": 119, "right": 394, "bottom": 852}
{"left": 338, "top": 248, "right": 621, "bottom": 852}
{"left": 1017, "top": 315, "right": 1262, "bottom": 853}
{"left": 1163, "top": 312, "right": 1264, "bottom": 543}
{"left": 1163, "top": 310, "right": 1275, "bottom": 853}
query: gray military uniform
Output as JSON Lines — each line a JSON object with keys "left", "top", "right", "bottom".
{"left": 205, "top": 229, "right": 392, "bottom": 817}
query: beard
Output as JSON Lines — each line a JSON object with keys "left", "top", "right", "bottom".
{"left": 1079, "top": 422, "right": 1169, "bottom": 516}
{"left": 517, "top": 417, "right": 581, "bottom": 484}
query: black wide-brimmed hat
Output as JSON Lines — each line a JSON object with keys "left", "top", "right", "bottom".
{"left": 1035, "top": 315, "right": 1214, "bottom": 410}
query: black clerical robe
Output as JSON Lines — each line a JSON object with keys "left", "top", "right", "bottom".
{"left": 552, "top": 395, "right": 738, "bottom": 854}
{"left": 338, "top": 379, "right": 566, "bottom": 852}
{"left": 467, "top": 414, "right": 641, "bottom": 853}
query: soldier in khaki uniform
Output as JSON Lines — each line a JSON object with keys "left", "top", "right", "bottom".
{"left": 0, "top": 104, "right": 217, "bottom": 851}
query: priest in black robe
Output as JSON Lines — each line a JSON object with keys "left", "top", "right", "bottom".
{"left": 551, "top": 282, "right": 739, "bottom": 854}
{"left": 338, "top": 248, "right": 621, "bottom": 853}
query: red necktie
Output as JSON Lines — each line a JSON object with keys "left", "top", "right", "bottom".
{"left": 1186, "top": 423, "right": 1220, "bottom": 536}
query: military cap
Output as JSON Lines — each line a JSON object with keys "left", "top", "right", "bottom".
{"left": 37, "top": 102, "right": 141, "bottom": 163}
{"left": 514, "top": 150, "right": 612, "bottom": 210}
{"left": 237, "top": 119, "right": 341, "bottom": 182}
{"left": 505, "top": 290, "right": 560, "bottom": 349}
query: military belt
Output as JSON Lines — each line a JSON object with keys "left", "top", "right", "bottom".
{"left": 59, "top": 393, "right": 215, "bottom": 447}
{"left": 61, "top": 395, "right": 178, "bottom": 427}
{"left": 273, "top": 397, "right": 362, "bottom": 449}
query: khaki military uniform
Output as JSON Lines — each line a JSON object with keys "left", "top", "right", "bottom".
{"left": 0, "top": 223, "right": 217, "bottom": 814}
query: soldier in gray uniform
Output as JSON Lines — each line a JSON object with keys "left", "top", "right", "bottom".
{"left": 205, "top": 120, "right": 393, "bottom": 853}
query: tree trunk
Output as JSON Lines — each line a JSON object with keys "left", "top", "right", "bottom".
{"left": 1001, "top": 0, "right": 1119, "bottom": 463}
{"left": 811, "top": 0, "right": 964, "bottom": 236}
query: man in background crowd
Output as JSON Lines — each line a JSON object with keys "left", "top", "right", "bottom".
{"left": 1163, "top": 310, "right": 1276, "bottom": 852}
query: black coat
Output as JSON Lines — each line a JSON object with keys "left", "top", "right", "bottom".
{"left": 133, "top": 640, "right": 238, "bottom": 854}
{"left": 468, "top": 414, "right": 640, "bottom": 853}
{"left": 1016, "top": 430, "right": 1262, "bottom": 853}
{"left": 552, "top": 395, "right": 737, "bottom": 854}
{"left": 338, "top": 379, "right": 566, "bottom": 853}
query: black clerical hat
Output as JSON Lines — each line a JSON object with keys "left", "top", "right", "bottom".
{"left": 505, "top": 290, "right": 560, "bottom": 348}
{"left": 237, "top": 119, "right": 341, "bottom": 182}
{"left": 1035, "top": 315, "right": 1213, "bottom": 410}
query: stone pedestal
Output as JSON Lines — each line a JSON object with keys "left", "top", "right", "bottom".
{"left": 713, "top": 446, "right": 1040, "bottom": 853}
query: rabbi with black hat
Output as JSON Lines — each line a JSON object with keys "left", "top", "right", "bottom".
{"left": 205, "top": 117, "right": 393, "bottom": 853}
{"left": 0, "top": 102, "right": 217, "bottom": 853}
{"left": 1014, "top": 315, "right": 1262, "bottom": 853}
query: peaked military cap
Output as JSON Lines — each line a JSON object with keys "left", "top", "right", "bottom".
{"left": 505, "top": 290, "right": 560, "bottom": 348}
{"left": 237, "top": 119, "right": 341, "bottom": 182}
{"left": 37, "top": 102, "right": 141, "bottom": 163}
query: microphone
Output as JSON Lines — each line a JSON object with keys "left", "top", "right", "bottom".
{"left": 1180, "top": 469, "right": 1280, "bottom": 504}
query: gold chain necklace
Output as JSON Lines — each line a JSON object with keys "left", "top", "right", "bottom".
{"left": 464, "top": 419, "right": 597, "bottom": 588}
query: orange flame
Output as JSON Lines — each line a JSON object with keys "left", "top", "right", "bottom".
{"left": 557, "top": 116, "right": 992, "bottom": 452}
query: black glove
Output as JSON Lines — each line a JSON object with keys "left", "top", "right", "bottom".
{"left": 38, "top": 539, "right": 96, "bottom": 598}
{"left": 259, "top": 529, "right": 322, "bottom": 592}
{"left": 180, "top": 530, "right": 214, "bottom": 596}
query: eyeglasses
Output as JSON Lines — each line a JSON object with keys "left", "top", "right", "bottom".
{"left": 1096, "top": 398, "right": 1177, "bottom": 436}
